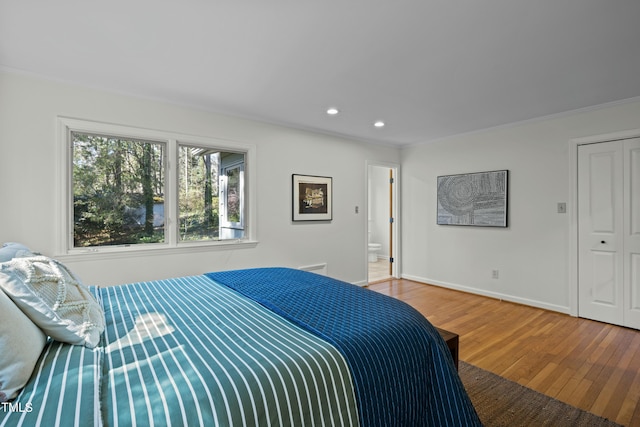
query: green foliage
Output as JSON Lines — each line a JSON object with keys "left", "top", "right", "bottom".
{"left": 72, "top": 133, "right": 165, "bottom": 247}
{"left": 178, "top": 146, "right": 221, "bottom": 241}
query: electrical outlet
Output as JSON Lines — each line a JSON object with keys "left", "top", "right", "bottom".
{"left": 492, "top": 269, "right": 499, "bottom": 279}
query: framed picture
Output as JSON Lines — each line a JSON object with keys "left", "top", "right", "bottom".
{"left": 437, "top": 170, "right": 508, "bottom": 227}
{"left": 292, "top": 174, "right": 332, "bottom": 221}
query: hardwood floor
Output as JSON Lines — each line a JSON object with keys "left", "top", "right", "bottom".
{"left": 368, "top": 278, "right": 640, "bottom": 427}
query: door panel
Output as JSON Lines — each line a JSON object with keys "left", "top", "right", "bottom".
{"left": 631, "top": 144, "right": 640, "bottom": 235}
{"left": 590, "top": 153, "right": 616, "bottom": 232}
{"left": 631, "top": 254, "right": 640, "bottom": 310}
{"left": 591, "top": 251, "right": 617, "bottom": 305}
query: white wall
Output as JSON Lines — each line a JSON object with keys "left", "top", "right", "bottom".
{"left": 401, "top": 98, "right": 640, "bottom": 313}
{"left": 0, "top": 71, "right": 399, "bottom": 286}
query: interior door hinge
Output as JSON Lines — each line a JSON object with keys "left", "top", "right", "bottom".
{"left": 390, "top": 217, "right": 394, "bottom": 223}
{"left": 390, "top": 257, "right": 394, "bottom": 263}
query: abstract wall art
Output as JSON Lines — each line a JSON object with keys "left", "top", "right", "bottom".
{"left": 437, "top": 170, "right": 508, "bottom": 227}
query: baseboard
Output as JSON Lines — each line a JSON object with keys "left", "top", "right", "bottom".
{"left": 298, "top": 263, "right": 328, "bottom": 276}
{"left": 401, "top": 274, "right": 571, "bottom": 315}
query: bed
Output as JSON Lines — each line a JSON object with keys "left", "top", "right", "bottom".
{"left": 0, "top": 252, "right": 480, "bottom": 426}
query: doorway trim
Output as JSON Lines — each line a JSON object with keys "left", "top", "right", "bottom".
{"left": 569, "top": 128, "right": 640, "bottom": 317}
{"left": 366, "top": 160, "right": 400, "bottom": 283}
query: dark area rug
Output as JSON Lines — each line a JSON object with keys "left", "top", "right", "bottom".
{"left": 459, "top": 361, "right": 622, "bottom": 426}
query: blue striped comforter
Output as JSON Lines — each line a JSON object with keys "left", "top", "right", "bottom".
{"left": 206, "top": 268, "right": 481, "bottom": 426}
{"left": 2, "top": 275, "right": 359, "bottom": 427}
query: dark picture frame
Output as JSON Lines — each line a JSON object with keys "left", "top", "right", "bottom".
{"left": 437, "top": 170, "right": 508, "bottom": 227}
{"left": 292, "top": 174, "right": 332, "bottom": 221}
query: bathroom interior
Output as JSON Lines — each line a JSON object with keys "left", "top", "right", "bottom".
{"left": 367, "top": 165, "right": 394, "bottom": 283}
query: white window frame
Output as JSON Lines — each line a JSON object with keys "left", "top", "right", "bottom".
{"left": 56, "top": 117, "right": 257, "bottom": 260}
{"left": 220, "top": 160, "right": 245, "bottom": 230}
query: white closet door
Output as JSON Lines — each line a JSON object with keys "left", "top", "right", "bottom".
{"left": 578, "top": 141, "right": 624, "bottom": 325}
{"left": 624, "top": 138, "right": 640, "bottom": 329}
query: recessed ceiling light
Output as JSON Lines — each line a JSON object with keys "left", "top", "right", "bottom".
{"left": 374, "top": 121, "right": 385, "bottom": 128}
{"left": 326, "top": 107, "right": 339, "bottom": 115}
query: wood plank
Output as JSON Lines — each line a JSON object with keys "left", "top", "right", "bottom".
{"left": 367, "top": 278, "right": 640, "bottom": 427}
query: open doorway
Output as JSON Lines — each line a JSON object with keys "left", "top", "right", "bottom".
{"left": 367, "top": 163, "right": 399, "bottom": 284}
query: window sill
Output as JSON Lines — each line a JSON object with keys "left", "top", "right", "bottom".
{"left": 54, "top": 240, "right": 259, "bottom": 263}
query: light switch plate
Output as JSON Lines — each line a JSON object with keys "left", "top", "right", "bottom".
{"left": 557, "top": 202, "right": 567, "bottom": 213}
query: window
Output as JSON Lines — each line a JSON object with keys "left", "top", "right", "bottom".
{"left": 220, "top": 155, "right": 245, "bottom": 232}
{"left": 58, "top": 118, "right": 255, "bottom": 255}
{"left": 72, "top": 133, "right": 166, "bottom": 247}
{"left": 178, "top": 146, "right": 245, "bottom": 241}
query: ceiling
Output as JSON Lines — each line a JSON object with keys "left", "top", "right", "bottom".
{"left": 2, "top": 1, "right": 640, "bottom": 146}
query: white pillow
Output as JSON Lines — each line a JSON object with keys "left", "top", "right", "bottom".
{"left": 0, "top": 256, "right": 105, "bottom": 348}
{"left": 0, "top": 288, "right": 48, "bottom": 402}
{"left": 0, "top": 242, "right": 34, "bottom": 262}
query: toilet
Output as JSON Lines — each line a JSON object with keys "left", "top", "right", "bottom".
{"left": 367, "top": 230, "right": 382, "bottom": 263}
{"left": 368, "top": 242, "right": 382, "bottom": 263}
